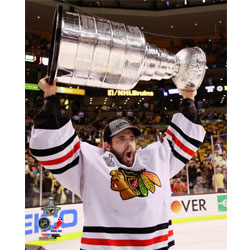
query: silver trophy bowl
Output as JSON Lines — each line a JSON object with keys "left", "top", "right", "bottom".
{"left": 48, "top": 6, "right": 206, "bottom": 90}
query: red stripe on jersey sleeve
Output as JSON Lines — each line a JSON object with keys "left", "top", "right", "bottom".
{"left": 166, "top": 129, "right": 195, "bottom": 156}
{"left": 81, "top": 230, "right": 173, "bottom": 247}
{"left": 38, "top": 141, "right": 80, "bottom": 166}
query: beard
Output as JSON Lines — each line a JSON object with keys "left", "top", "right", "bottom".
{"left": 110, "top": 147, "right": 136, "bottom": 167}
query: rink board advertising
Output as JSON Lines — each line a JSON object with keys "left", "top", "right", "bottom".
{"left": 170, "top": 194, "right": 227, "bottom": 219}
{"left": 25, "top": 194, "right": 227, "bottom": 243}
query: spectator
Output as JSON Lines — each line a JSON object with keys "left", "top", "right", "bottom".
{"left": 127, "top": 110, "right": 134, "bottom": 121}
{"left": 25, "top": 152, "right": 29, "bottom": 167}
{"left": 215, "top": 137, "right": 224, "bottom": 154}
{"left": 223, "top": 168, "right": 227, "bottom": 192}
{"left": 117, "top": 111, "right": 122, "bottom": 117}
{"left": 187, "top": 160, "right": 197, "bottom": 192}
{"left": 212, "top": 168, "right": 225, "bottom": 193}
{"left": 52, "top": 179, "right": 61, "bottom": 204}
{"left": 72, "top": 113, "right": 81, "bottom": 124}
{"left": 193, "top": 179, "right": 204, "bottom": 194}
{"left": 42, "top": 170, "right": 52, "bottom": 205}
{"left": 64, "top": 188, "right": 73, "bottom": 203}
{"left": 143, "top": 101, "right": 149, "bottom": 109}
{"left": 25, "top": 163, "right": 34, "bottom": 208}
{"left": 147, "top": 113, "right": 154, "bottom": 124}
{"left": 214, "top": 151, "right": 223, "bottom": 166}
{"left": 180, "top": 169, "right": 187, "bottom": 183}
{"left": 154, "top": 113, "right": 161, "bottom": 124}
{"left": 203, "top": 160, "right": 213, "bottom": 193}
{"left": 33, "top": 165, "right": 40, "bottom": 207}
{"left": 220, "top": 151, "right": 227, "bottom": 169}
{"left": 52, "top": 180, "right": 71, "bottom": 204}
{"left": 170, "top": 178, "right": 176, "bottom": 191}
{"left": 79, "top": 111, "right": 84, "bottom": 121}
{"left": 219, "top": 128, "right": 227, "bottom": 143}
{"left": 57, "top": 185, "right": 67, "bottom": 204}
{"left": 171, "top": 178, "right": 187, "bottom": 195}
{"left": 195, "top": 161, "right": 203, "bottom": 182}
{"left": 29, "top": 157, "right": 38, "bottom": 182}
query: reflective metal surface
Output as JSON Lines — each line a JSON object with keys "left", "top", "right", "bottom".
{"left": 48, "top": 7, "right": 206, "bottom": 90}
{"left": 172, "top": 47, "right": 206, "bottom": 90}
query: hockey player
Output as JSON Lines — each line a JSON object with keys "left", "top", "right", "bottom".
{"left": 30, "top": 76, "right": 205, "bottom": 250}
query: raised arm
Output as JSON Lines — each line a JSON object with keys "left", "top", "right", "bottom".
{"left": 161, "top": 89, "right": 206, "bottom": 177}
{"left": 29, "top": 77, "right": 83, "bottom": 198}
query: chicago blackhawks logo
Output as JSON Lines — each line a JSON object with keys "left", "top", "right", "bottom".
{"left": 110, "top": 168, "right": 161, "bottom": 200}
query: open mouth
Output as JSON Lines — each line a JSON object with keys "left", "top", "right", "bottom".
{"left": 125, "top": 150, "right": 132, "bottom": 161}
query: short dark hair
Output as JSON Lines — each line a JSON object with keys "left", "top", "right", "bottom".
{"left": 103, "top": 124, "right": 112, "bottom": 144}
{"left": 44, "top": 170, "right": 50, "bottom": 177}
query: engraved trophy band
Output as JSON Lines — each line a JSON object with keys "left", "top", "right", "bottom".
{"left": 48, "top": 6, "right": 206, "bottom": 90}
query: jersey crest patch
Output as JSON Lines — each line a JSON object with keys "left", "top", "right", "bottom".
{"left": 103, "top": 154, "right": 115, "bottom": 167}
{"left": 110, "top": 168, "right": 161, "bottom": 200}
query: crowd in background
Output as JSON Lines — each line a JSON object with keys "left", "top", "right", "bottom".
{"left": 25, "top": 33, "right": 50, "bottom": 57}
{"left": 25, "top": 149, "right": 76, "bottom": 208}
{"left": 179, "top": 34, "right": 227, "bottom": 68}
{"left": 25, "top": 101, "right": 227, "bottom": 207}
{"left": 170, "top": 150, "right": 227, "bottom": 196}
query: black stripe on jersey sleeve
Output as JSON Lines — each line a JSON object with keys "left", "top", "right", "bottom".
{"left": 167, "top": 139, "right": 189, "bottom": 164}
{"left": 49, "top": 156, "right": 79, "bottom": 175}
{"left": 30, "top": 132, "right": 78, "bottom": 157}
{"left": 169, "top": 122, "right": 203, "bottom": 148}
{"left": 83, "top": 221, "right": 172, "bottom": 234}
{"left": 155, "top": 240, "right": 175, "bottom": 250}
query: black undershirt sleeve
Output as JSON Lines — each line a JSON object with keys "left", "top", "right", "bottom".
{"left": 178, "top": 98, "right": 202, "bottom": 125}
{"left": 34, "top": 95, "right": 69, "bottom": 129}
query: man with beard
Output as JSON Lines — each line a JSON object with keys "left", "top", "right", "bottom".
{"left": 103, "top": 119, "right": 140, "bottom": 167}
{"left": 30, "top": 77, "right": 205, "bottom": 250}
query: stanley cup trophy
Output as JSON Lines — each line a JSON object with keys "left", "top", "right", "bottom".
{"left": 48, "top": 6, "right": 206, "bottom": 90}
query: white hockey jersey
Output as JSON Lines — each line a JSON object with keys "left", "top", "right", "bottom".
{"left": 30, "top": 96, "right": 205, "bottom": 250}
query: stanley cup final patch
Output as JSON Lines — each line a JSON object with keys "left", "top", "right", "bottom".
{"left": 103, "top": 153, "right": 115, "bottom": 167}
{"left": 38, "top": 197, "right": 62, "bottom": 240}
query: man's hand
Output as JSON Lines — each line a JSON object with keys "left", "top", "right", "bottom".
{"left": 38, "top": 76, "right": 57, "bottom": 98}
{"left": 178, "top": 89, "right": 197, "bottom": 101}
